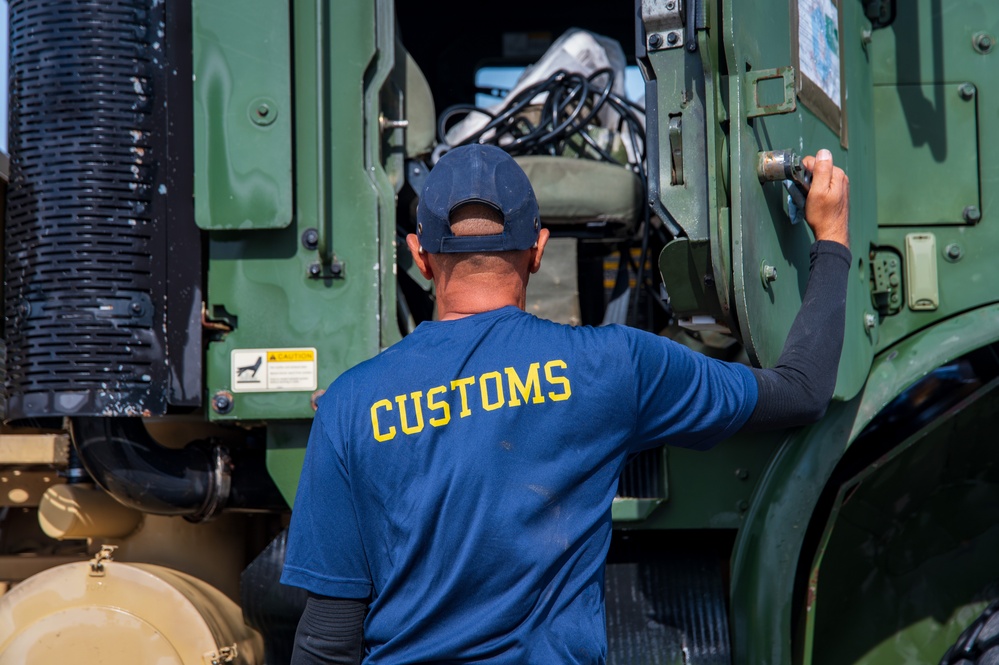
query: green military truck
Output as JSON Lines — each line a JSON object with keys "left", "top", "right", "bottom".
{"left": 0, "top": 0, "right": 997, "bottom": 663}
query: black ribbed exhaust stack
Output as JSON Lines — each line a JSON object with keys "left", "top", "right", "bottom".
{"left": 4, "top": 0, "right": 200, "bottom": 419}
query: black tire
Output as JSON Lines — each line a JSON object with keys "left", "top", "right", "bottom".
{"left": 940, "top": 600, "right": 999, "bottom": 665}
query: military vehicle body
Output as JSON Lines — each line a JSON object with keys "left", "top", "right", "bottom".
{"left": 0, "top": 0, "right": 997, "bottom": 663}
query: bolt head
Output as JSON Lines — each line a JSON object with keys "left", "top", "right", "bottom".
{"left": 648, "top": 33, "right": 663, "bottom": 49}
{"left": 308, "top": 262, "right": 322, "bottom": 277}
{"left": 212, "top": 393, "right": 233, "bottom": 414}
{"left": 864, "top": 313, "right": 877, "bottom": 330}
{"left": 666, "top": 0, "right": 676, "bottom": 9}
{"left": 302, "top": 228, "right": 319, "bottom": 250}
{"left": 974, "top": 32, "right": 994, "bottom": 53}
{"left": 963, "top": 205, "right": 982, "bottom": 223}
{"left": 959, "top": 83, "right": 976, "bottom": 100}
{"left": 667, "top": 32, "right": 679, "bottom": 45}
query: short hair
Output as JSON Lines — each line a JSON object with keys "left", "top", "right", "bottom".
{"left": 431, "top": 203, "right": 518, "bottom": 273}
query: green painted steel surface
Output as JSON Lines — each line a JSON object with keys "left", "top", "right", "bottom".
{"left": 873, "top": 83, "right": 979, "bottom": 225}
{"left": 725, "top": 0, "right": 877, "bottom": 400}
{"left": 729, "top": 303, "right": 999, "bottom": 665}
{"left": 868, "top": 3, "right": 999, "bottom": 355}
{"left": 193, "top": 0, "right": 293, "bottom": 230}
{"left": 805, "top": 379, "right": 999, "bottom": 665}
{"left": 202, "top": 0, "right": 398, "bottom": 431}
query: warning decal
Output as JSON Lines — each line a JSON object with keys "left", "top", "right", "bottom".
{"left": 231, "top": 348, "right": 317, "bottom": 393}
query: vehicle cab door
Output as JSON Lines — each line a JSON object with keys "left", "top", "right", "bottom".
{"left": 640, "top": 0, "right": 877, "bottom": 399}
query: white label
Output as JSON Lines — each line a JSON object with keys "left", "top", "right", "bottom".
{"left": 231, "top": 348, "right": 317, "bottom": 393}
{"left": 798, "top": 0, "right": 841, "bottom": 108}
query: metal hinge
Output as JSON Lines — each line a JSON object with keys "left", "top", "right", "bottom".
{"left": 204, "top": 644, "right": 238, "bottom": 665}
{"left": 88, "top": 544, "right": 118, "bottom": 577}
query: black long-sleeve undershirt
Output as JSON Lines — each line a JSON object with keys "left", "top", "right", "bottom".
{"left": 290, "top": 594, "right": 368, "bottom": 665}
{"left": 744, "top": 240, "right": 852, "bottom": 430}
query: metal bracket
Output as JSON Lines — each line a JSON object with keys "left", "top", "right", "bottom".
{"left": 204, "top": 644, "right": 238, "bottom": 665}
{"left": 88, "top": 544, "right": 118, "bottom": 577}
{"left": 745, "top": 66, "right": 796, "bottom": 118}
{"left": 642, "top": 0, "right": 684, "bottom": 51}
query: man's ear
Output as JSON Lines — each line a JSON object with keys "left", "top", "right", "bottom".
{"left": 406, "top": 234, "right": 434, "bottom": 280}
{"left": 529, "top": 228, "right": 550, "bottom": 275}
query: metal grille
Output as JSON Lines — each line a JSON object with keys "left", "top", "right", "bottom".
{"left": 4, "top": 0, "right": 168, "bottom": 417}
{"left": 617, "top": 446, "right": 665, "bottom": 499}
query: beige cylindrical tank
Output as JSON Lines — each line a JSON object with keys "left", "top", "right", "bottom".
{"left": 37, "top": 484, "right": 143, "bottom": 540}
{"left": 0, "top": 559, "right": 263, "bottom": 664}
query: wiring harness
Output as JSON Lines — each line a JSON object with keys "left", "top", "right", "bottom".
{"left": 437, "top": 68, "right": 646, "bottom": 176}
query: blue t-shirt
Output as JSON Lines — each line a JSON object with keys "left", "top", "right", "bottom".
{"left": 282, "top": 306, "right": 757, "bottom": 664}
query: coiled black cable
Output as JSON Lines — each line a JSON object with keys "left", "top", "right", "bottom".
{"left": 438, "top": 68, "right": 646, "bottom": 176}
{"left": 438, "top": 65, "right": 669, "bottom": 327}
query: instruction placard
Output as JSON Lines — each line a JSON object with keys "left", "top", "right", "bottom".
{"left": 231, "top": 348, "right": 317, "bottom": 393}
{"left": 792, "top": 0, "right": 847, "bottom": 145}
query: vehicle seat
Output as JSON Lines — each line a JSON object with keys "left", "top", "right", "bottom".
{"left": 514, "top": 156, "right": 643, "bottom": 238}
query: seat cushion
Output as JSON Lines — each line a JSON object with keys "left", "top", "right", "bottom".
{"left": 514, "top": 156, "right": 642, "bottom": 228}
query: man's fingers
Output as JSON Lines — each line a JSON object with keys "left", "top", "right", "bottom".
{"left": 812, "top": 148, "right": 834, "bottom": 190}
{"left": 802, "top": 155, "right": 815, "bottom": 172}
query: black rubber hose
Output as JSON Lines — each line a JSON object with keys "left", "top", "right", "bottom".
{"left": 71, "top": 417, "right": 287, "bottom": 520}
{"left": 73, "top": 417, "right": 221, "bottom": 518}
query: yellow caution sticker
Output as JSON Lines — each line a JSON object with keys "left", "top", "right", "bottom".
{"left": 231, "top": 348, "right": 317, "bottom": 393}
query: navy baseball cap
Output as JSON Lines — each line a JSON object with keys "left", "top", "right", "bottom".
{"left": 416, "top": 144, "right": 541, "bottom": 253}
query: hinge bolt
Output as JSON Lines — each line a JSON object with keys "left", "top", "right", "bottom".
{"left": 761, "top": 263, "right": 778, "bottom": 286}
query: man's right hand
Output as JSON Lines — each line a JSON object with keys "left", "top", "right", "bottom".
{"left": 802, "top": 149, "right": 850, "bottom": 248}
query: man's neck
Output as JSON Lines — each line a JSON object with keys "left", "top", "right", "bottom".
{"left": 434, "top": 272, "right": 527, "bottom": 321}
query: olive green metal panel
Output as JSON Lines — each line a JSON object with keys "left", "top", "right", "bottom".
{"left": 629, "top": 433, "right": 782, "bottom": 530}
{"left": 867, "top": 2, "right": 999, "bottom": 355}
{"left": 204, "top": 0, "right": 397, "bottom": 425}
{"left": 266, "top": 422, "right": 311, "bottom": 508}
{"left": 193, "top": 0, "right": 293, "bottom": 230}
{"left": 729, "top": 303, "right": 999, "bottom": 665}
{"left": 874, "top": 84, "right": 979, "bottom": 225}
{"left": 806, "top": 378, "right": 999, "bottom": 665}
{"left": 726, "top": 0, "right": 877, "bottom": 400}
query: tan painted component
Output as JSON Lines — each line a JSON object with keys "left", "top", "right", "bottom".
{"left": 0, "top": 556, "right": 90, "bottom": 584}
{"left": 0, "top": 560, "right": 263, "bottom": 665}
{"left": 0, "top": 470, "right": 62, "bottom": 507}
{"left": 105, "top": 513, "right": 249, "bottom": 601}
{"left": 0, "top": 434, "right": 69, "bottom": 465}
{"left": 38, "top": 485, "right": 142, "bottom": 540}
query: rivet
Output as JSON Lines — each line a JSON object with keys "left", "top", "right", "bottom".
{"left": 211, "top": 391, "right": 233, "bottom": 415}
{"left": 735, "top": 468, "right": 749, "bottom": 480}
{"left": 973, "top": 32, "right": 994, "bottom": 54}
{"left": 330, "top": 261, "right": 344, "bottom": 278}
{"left": 308, "top": 262, "right": 322, "bottom": 277}
{"left": 666, "top": 0, "right": 676, "bottom": 9}
{"left": 302, "top": 228, "right": 319, "bottom": 250}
